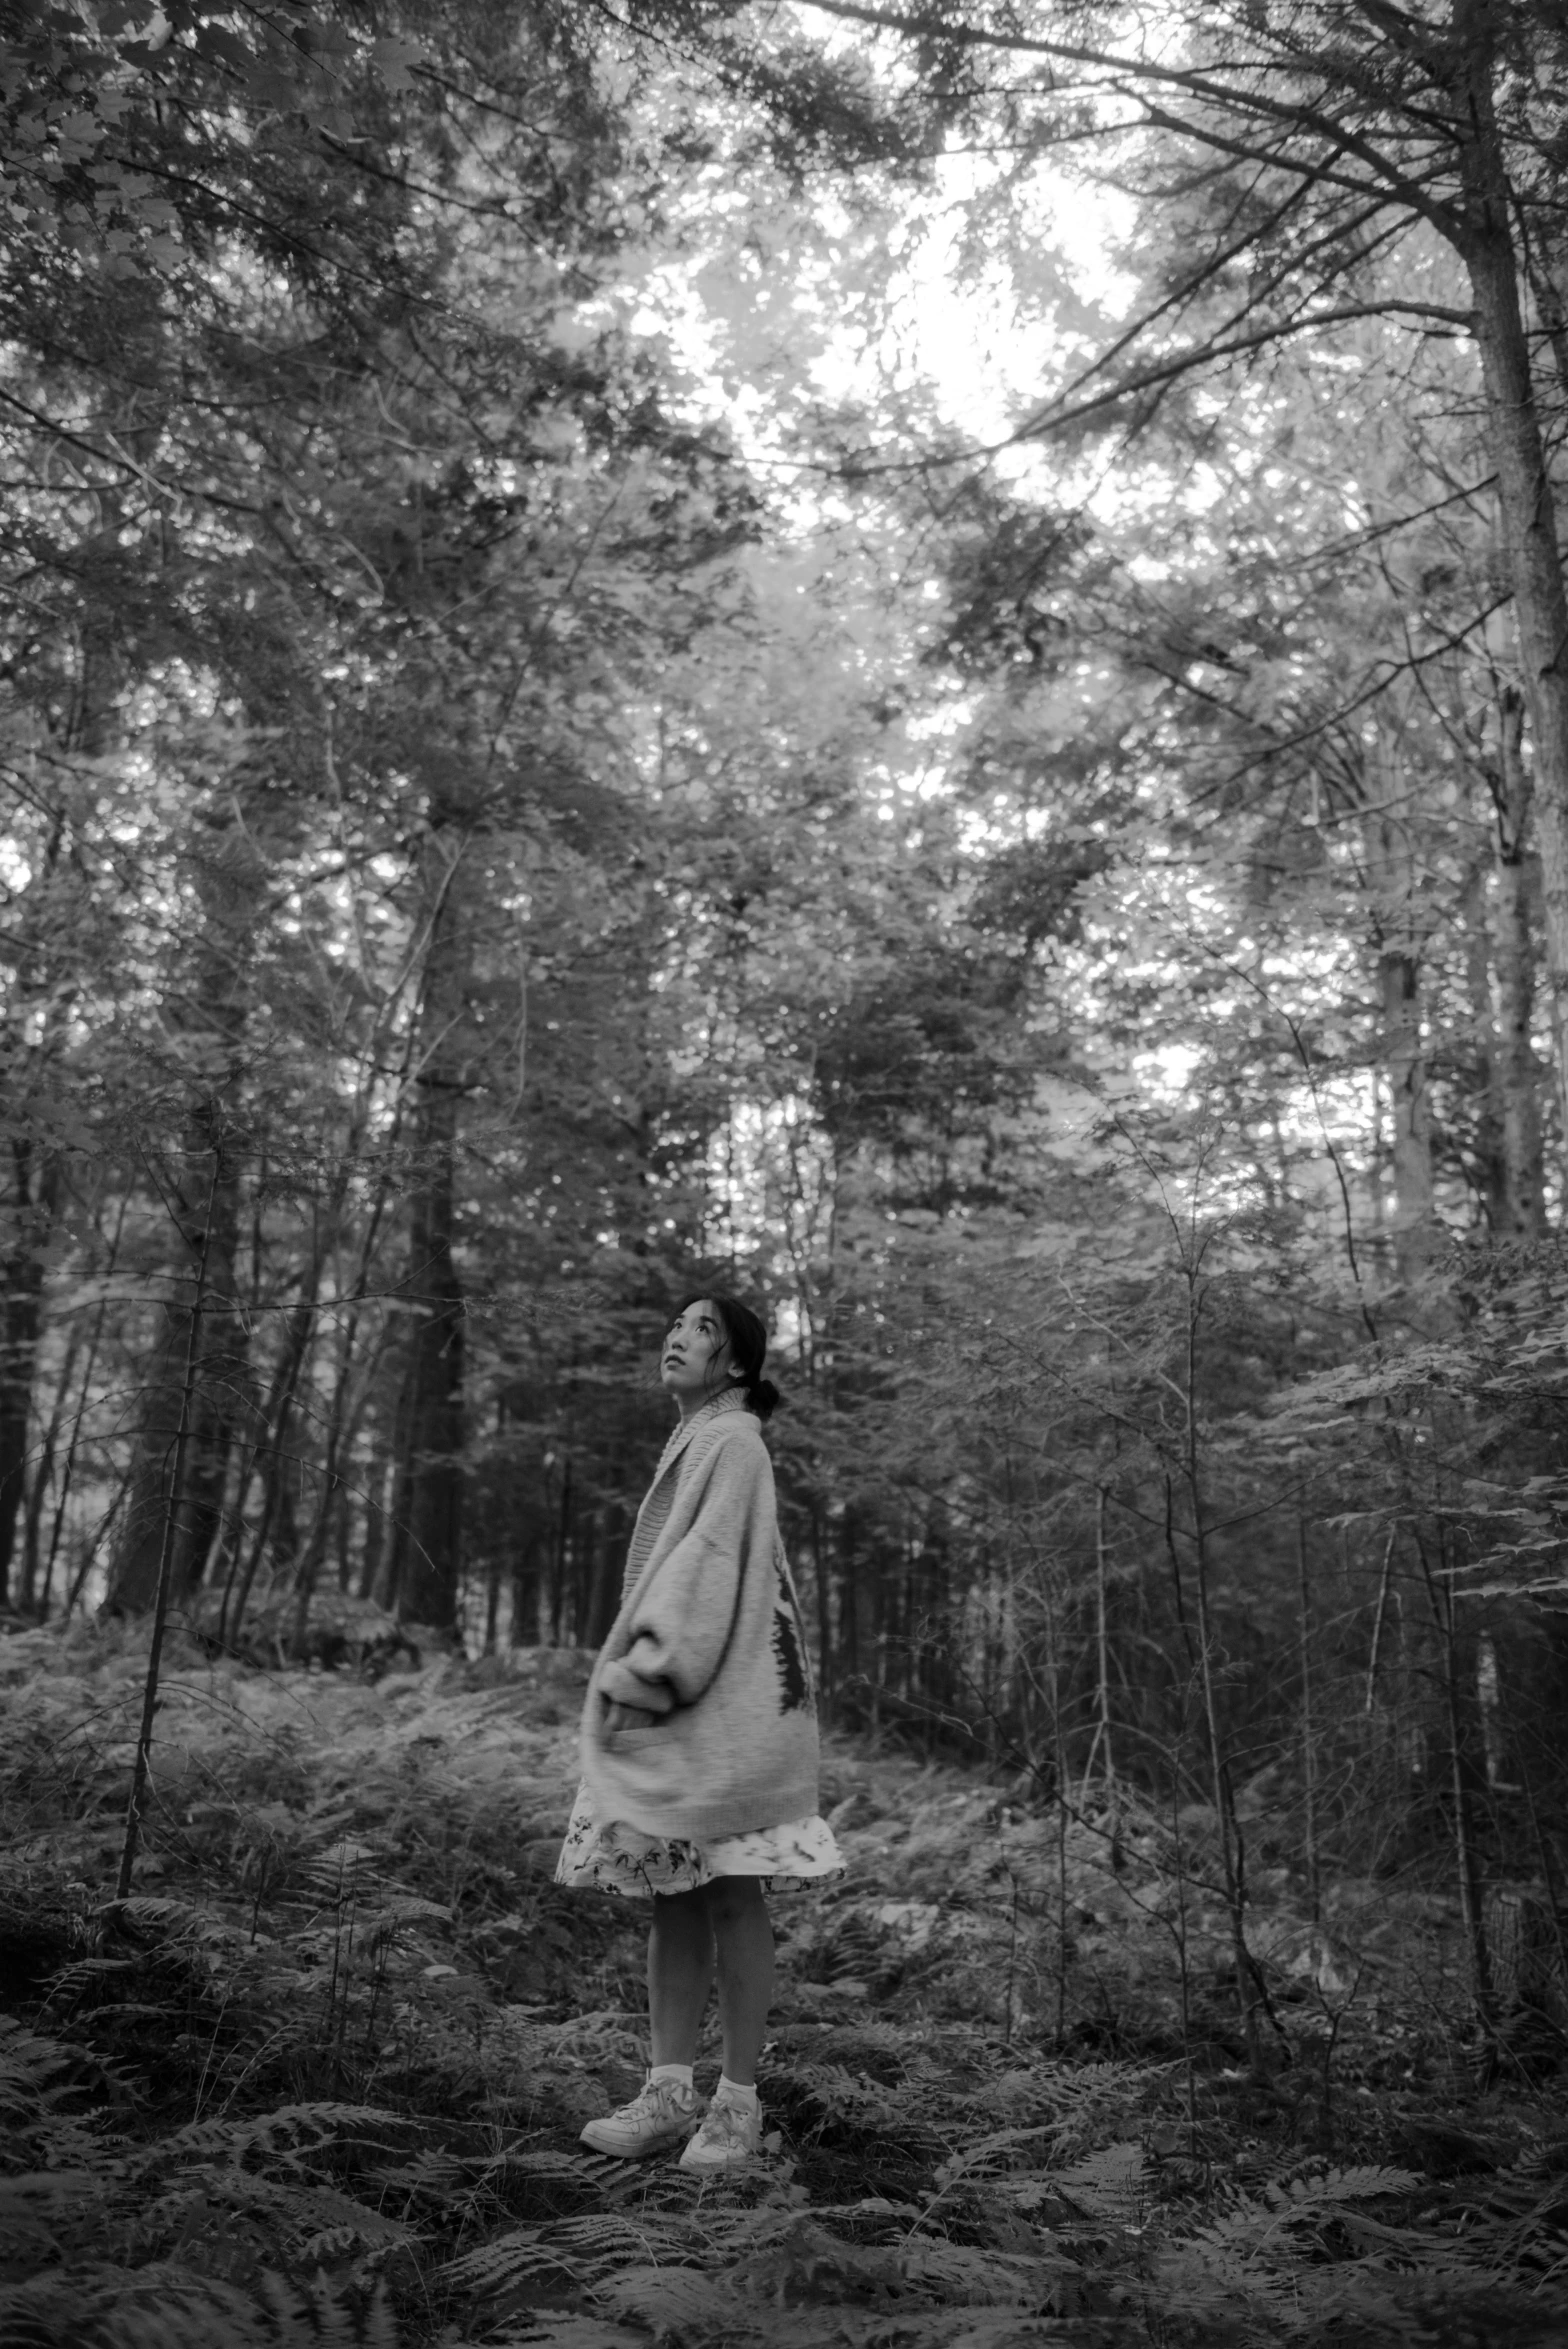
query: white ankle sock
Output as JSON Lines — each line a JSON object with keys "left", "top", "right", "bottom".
{"left": 649, "top": 2062, "right": 694, "bottom": 2090}
{"left": 716, "top": 2074, "right": 759, "bottom": 2111}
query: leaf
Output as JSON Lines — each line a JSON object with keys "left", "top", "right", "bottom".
{"left": 369, "top": 34, "right": 422, "bottom": 92}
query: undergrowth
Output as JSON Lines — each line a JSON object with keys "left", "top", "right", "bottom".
{"left": 1, "top": 1619, "right": 1566, "bottom": 2346}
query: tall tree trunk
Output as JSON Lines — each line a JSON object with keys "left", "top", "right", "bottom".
{"left": 1486, "top": 688, "right": 1547, "bottom": 1235}
{"left": 0, "top": 1139, "right": 49, "bottom": 1606}
{"left": 1364, "top": 780, "right": 1436, "bottom": 1279}
{"left": 287, "top": 1309, "right": 384, "bottom": 1650}
{"left": 39, "top": 1195, "right": 127, "bottom": 1618}
{"left": 359, "top": 1439, "right": 392, "bottom": 1604}
{"left": 387, "top": 1090, "right": 464, "bottom": 1629}
{"left": 107, "top": 1111, "right": 245, "bottom": 1612}
{"left": 1461, "top": 861, "right": 1507, "bottom": 1228}
{"left": 19, "top": 1312, "right": 82, "bottom": 1614}
{"left": 386, "top": 823, "right": 472, "bottom": 1631}
{"left": 1455, "top": 23, "right": 1568, "bottom": 1148}
{"left": 1417, "top": 1528, "right": 1497, "bottom": 2045}
{"left": 1180, "top": 1261, "right": 1269, "bottom": 2073}
{"left": 510, "top": 1536, "right": 541, "bottom": 1648}
{"left": 106, "top": 802, "right": 261, "bottom": 1614}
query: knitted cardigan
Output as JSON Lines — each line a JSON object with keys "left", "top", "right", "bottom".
{"left": 577, "top": 1390, "right": 821, "bottom": 1842}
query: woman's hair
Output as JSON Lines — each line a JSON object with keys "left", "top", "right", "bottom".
{"left": 671, "top": 1291, "right": 782, "bottom": 1421}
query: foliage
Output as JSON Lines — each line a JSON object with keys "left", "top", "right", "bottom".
{"left": 4, "top": 1636, "right": 1568, "bottom": 2346}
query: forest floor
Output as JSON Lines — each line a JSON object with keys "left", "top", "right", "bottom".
{"left": 2, "top": 1619, "right": 1567, "bottom": 2348}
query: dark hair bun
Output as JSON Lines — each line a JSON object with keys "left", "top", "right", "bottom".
{"left": 745, "top": 1374, "right": 782, "bottom": 1423}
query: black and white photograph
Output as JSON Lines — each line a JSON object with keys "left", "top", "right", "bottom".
{"left": 3, "top": 3, "right": 1568, "bottom": 2342}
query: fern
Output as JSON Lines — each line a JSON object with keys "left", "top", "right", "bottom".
{"left": 0, "top": 2264, "right": 401, "bottom": 2349}
{"left": 1261, "top": 2164, "right": 1420, "bottom": 2211}
{"left": 7, "top": 1632, "right": 1567, "bottom": 2349}
{"left": 1050, "top": 2140, "right": 1148, "bottom": 2230}
{"left": 492, "top": 2146, "right": 644, "bottom": 2202}
{"left": 0, "top": 2017, "right": 113, "bottom": 2172}
{"left": 143, "top": 2164, "right": 416, "bottom": 2249}
{"left": 548, "top": 2210, "right": 709, "bottom": 2279}
{"left": 146, "top": 2101, "right": 404, "bottom": 2169}
{"left": 895, "top": 2238, "right": 1071, "bottom": 2305}
{"left": 491, "top": 2319, "right": 646, "bottom": 2348}
{"left": 109, "top": 1896, "right": 214, "bottom": 1934}
{"left": 255, "top": 2271, "right": 403, "bottom": 2347}
{"left": 443, "top": 2223, "right": 573, "bottom": 2297}
{"left": 593, "top": 2262, "right": 741, "bottom": 2330}
{"left": 786, "top": 2059, "right": 927, "bottom": 2132}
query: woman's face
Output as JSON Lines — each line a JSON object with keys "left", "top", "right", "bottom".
{"left": 660, "top": 1299, "right": 734, "bottom": 1403}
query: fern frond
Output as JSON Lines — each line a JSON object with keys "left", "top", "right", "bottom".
{"left": 110, "top": 1895, "right": 211, "bottom": 1932}
{"left": 939, "top": 2319, "right": 1090, "bottom": 2349}
{"left": 152, "top": 2164, "right": 416, "bottom": 2252}
{"left": 787, "top": 2060, "right": 913, "bottom": 2130}
{"left": 1263, "top": 2164, "right": 1420, "bottom": 2210}
{"left": 359, "top": 1899, "right": 451, "bottom": 1943}
{"left": 493, "top": 2147, "right": 634, "bottom": 2198}
{"left": 790, "top": 2018, "right": 914, "bottom": 2065}
{"left": 549, "top": 2209, "right": 706, "bottom": 2279}
{"left": 443, "top": 2224, "right": 578, "bottom": 2295}
{"left": 490, "top": 2317, "right": 646, "bottom": 2348}
{"left": 301, "top": 1839, "right": 384, "bottom": 1884}
{"left": 0, "top": 2017, "right": 86, "bottom": 2106}
{"left": 256, "top": 2268, "right": 403, "bottom": 2346}
{"left": 150, "top": 2100, "right": 402, "bottom": 2167}
{"left": 1152, "top": 2238, "right": 1302, "bottom": 2327}
{"left": 931, "top": 2124, "right": 1059, "bottom": 2188}
{"left": 0, "top": 2167, "right": 103, "bottom": 2263}
{"left": 593, "top": 2262, "right": 734, "bottom": 2331}
{"left": 897, "top": 2239, "right": 1073, "bottom": 2304}
{"left": 1051, "top": 2139, "right": 1147, "bottom": 2228}
{"left": 0, "top": 2263, "right": 301, "bottom": 2349}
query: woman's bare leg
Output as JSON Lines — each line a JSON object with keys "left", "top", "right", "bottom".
{"left": 704, "top": 1876, "right": 774, "bottom": 2088}
{"left": 647, "top": 1888, "right": 715, "bottom": 2067}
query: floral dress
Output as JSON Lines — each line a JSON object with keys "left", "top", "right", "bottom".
{"left": 554, "top": 1786, "right": 844, "bottom": 1899}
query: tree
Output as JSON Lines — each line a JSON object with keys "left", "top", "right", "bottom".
{"left": 779, "top": 0, "right": 1568, "bottom": 1144}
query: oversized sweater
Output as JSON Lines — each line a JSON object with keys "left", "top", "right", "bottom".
{"left": 577, "top": 1389, "right": 821, "bottom": 1842}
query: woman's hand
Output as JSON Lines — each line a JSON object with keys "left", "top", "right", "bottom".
{"left": 603, "top": 1700, "right": 660, "bottom": 1732}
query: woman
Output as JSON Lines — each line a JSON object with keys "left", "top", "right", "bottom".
{"left": 555, "top": 1293, "right": 842, "bottom": 2173}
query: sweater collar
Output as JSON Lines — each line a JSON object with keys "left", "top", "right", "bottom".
{"left": 652, "top": 1384, "right": 749, "bottom": 1483}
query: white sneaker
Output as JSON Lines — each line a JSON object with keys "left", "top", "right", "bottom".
{"left": 579, "top": 2074, "right": 705, "bottom": 2159}
{"left": 678, "top": 2093, "right": 762, "bottom": 2173}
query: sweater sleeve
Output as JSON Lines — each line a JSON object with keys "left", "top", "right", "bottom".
{"left": 597, "top": 1433, "right": 767, "bottom": 1715}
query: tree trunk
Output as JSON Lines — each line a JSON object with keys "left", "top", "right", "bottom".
{"left": 19, "top": 1312, "right": 82, "bottom": 1614}
{"left": 106, "top": 1114, "right": 245, "bottom": 1611}
{"left": 1418, "top": 1529, "right": 1497, "bottom": 2044}
{"left": 1182, "top": 1266, "right": 1270, "bottom": 2072}
{"left": 106, "top": 802, "right": 261, "bottom": 1614}
{"left": 1363, "top": 782, "right": 1436, "bottom": 1278}
{"left": 1486, "top": 688, "right": 1547, "bottom": 1235}
{"left": 386, "top": 824, "right": 472, "bottom": 1632}
{"left": 359, "top": 1439, "right": 392, "bottom": 1603}
{"left": 284, "top": 1301, "right": 377, "bottom": 1655}
{"left": 1455, "top": 29, "right": 1568, "bottom": 1147}
{"left": 0, "top": 1139, "right": 49, "bottom": 1606}
{"left": 386, "top": 1092, "right": 464, "bottom": 1629}
{"left": 510, "top": 1536, "right": 541, "bottom": 1647}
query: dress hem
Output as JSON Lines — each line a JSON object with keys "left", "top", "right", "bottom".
{"left": 553, "top": 1780, "right": 845, "bottom": 1900}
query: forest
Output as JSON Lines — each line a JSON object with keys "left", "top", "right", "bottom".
{"left": 4, "top": 0, "right": 1568, "bottom": 2341}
